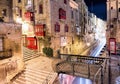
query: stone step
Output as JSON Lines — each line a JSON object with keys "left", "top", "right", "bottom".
{"left": 23, "top": 47, "right": 40, "bottom": 62}
{"left": 23, "top": 54, "right": 39, "bottom": 59}
{"left": 23, "top": 71, "right": 47, "bottom": 80}
{"left": 23, "top": 53, "right": 39, "bottom": 56}
{"left": 25, "top": 68, "right": 53, "bottom": 74}
{"left": 21, "top": 73, "right": 44, "bottom": 83}
{"left": 12, "top": 77, "right": 26, "bottom": 84}
{"left": 23, "top": 53, "right": 39, "bottom": 57}
{"left": 18, "top": 76, "right": 37, "bottom": 84}
{"left": 12, "top": 68, "right": 57, "bottom": 84}
{"left": 23, "top": 55, "right": 40, "bottom": 62}
{"left": 13, "top": 72, "right": 45, "bottom": 84}
{"left": 25, "top": 68, "right": 58, "bottom": 83}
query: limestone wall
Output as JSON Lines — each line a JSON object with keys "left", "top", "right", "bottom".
{"left": 0, "top": 23, "right": 24, "bottom": 83}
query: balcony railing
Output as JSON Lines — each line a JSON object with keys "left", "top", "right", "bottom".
{"left": 0, "top": 49, "right": 12, "bottom": 59}
{"left": 56, "top": 54, "right": 109, "bottom": 84}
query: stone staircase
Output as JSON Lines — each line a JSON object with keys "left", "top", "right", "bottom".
{"left": 11, "top": 67, "right": 58, "bottom": 84}
{"left": 23, "top": 47, "right": 41, "bottom": 62}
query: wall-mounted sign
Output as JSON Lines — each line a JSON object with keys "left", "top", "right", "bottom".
{"left": 109, "top": 38, "right": 116, "bottom": 54}
{"left": 61, "top": 37, "right": 67, "bottom": 46}
{"left": 25, "top": 0, "right": 33, "bottom": 11}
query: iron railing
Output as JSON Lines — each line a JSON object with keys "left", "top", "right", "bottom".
{"left": 0, "top": 49, "right": 12, "bottom": 59}
{"left": 60, "top": 54, "right": 108, "bottom": 65}
{"left": 56, "top": 54, "right": 109, "bottom": 84}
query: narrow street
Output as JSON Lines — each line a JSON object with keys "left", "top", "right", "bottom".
{"left": 90, "top": 38, "right": 106, "bottom": 57}
{"left": 0, "top": 0, "right": 119, "bottom": 84}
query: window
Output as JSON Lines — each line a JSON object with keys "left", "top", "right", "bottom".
{"left": 64, "top": 0, "right": 67, "bottom": 4}
{"left": 71, "top": 10, "right": 74, "bottom": 19}
{"left": 2, "top": 9, "right": 7, "bottom": 16}
{"left": 39, "top": 4, "right": 43, "bottom": 14}
{"left": 18, "top": 0, "right": 21, "bottom": 3}
{"left": 110, "top": 24, "right": 114, "bottom": 28}
{"left": 59, "top": 8, "right": 66, "bottom": 19}
{"left": 64, "top": 24, "right": 68, "bottom": 32}
{"left": 119, "top": 8, "right": 120, "bottom": 12}
{"left": 111, "top": 7, "right": 113, "bottom": 9}
{"left": 19, "top": 9, "right": 22, "bottom": 17}
{"left": 55, "top": 22, "right": 60, "bottom": 32}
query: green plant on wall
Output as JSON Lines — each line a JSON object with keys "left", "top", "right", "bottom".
{"left": 38, "top": 28, "right": 52, "bottom": 47}
{"left": 43, "top": 47, "right": 53, "bottom": 57}
{"left": 38, "top": 27, "right": 53, "bottom": 57}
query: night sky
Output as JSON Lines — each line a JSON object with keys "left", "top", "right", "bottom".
{"left": 84, "top": 0, "right": 107, "bottom": 21}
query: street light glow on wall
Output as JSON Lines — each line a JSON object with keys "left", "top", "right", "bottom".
{"left": 87, "top": 42, "right": 90, "bottom": 46}
{"left": 22, "top": 23, "right": 29, "bottom": 34}
{"left": 16, "top": 17, "right": 22, "bottom": 24}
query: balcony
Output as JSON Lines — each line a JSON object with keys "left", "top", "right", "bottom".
{"left": 0, "top": 49, "right": 12, "bottom": 60}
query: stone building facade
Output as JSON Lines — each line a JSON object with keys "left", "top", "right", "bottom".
{"left": 0, "top": 0, "right": 13, "bottom": 22}
{"left": 106, "top": 0, "right": 120, "bottom": 52}
{"left": 0, "top": 0, "right": 24, "bottom": 83}
{"left": 50, "top": 0, "right": 72, "bottom": 55}
{"left": 0, "top": 23, "right": 24, "bottom": 83}
{"left": 12, "top": 0, "right": 94, "bottom": 56}
{"left": 12, "top": 0, "right": 73, "bottom": 56}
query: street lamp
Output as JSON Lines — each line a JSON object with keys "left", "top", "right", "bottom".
{"left": 86, "top": 42, "right": 90, "bottom": 46}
